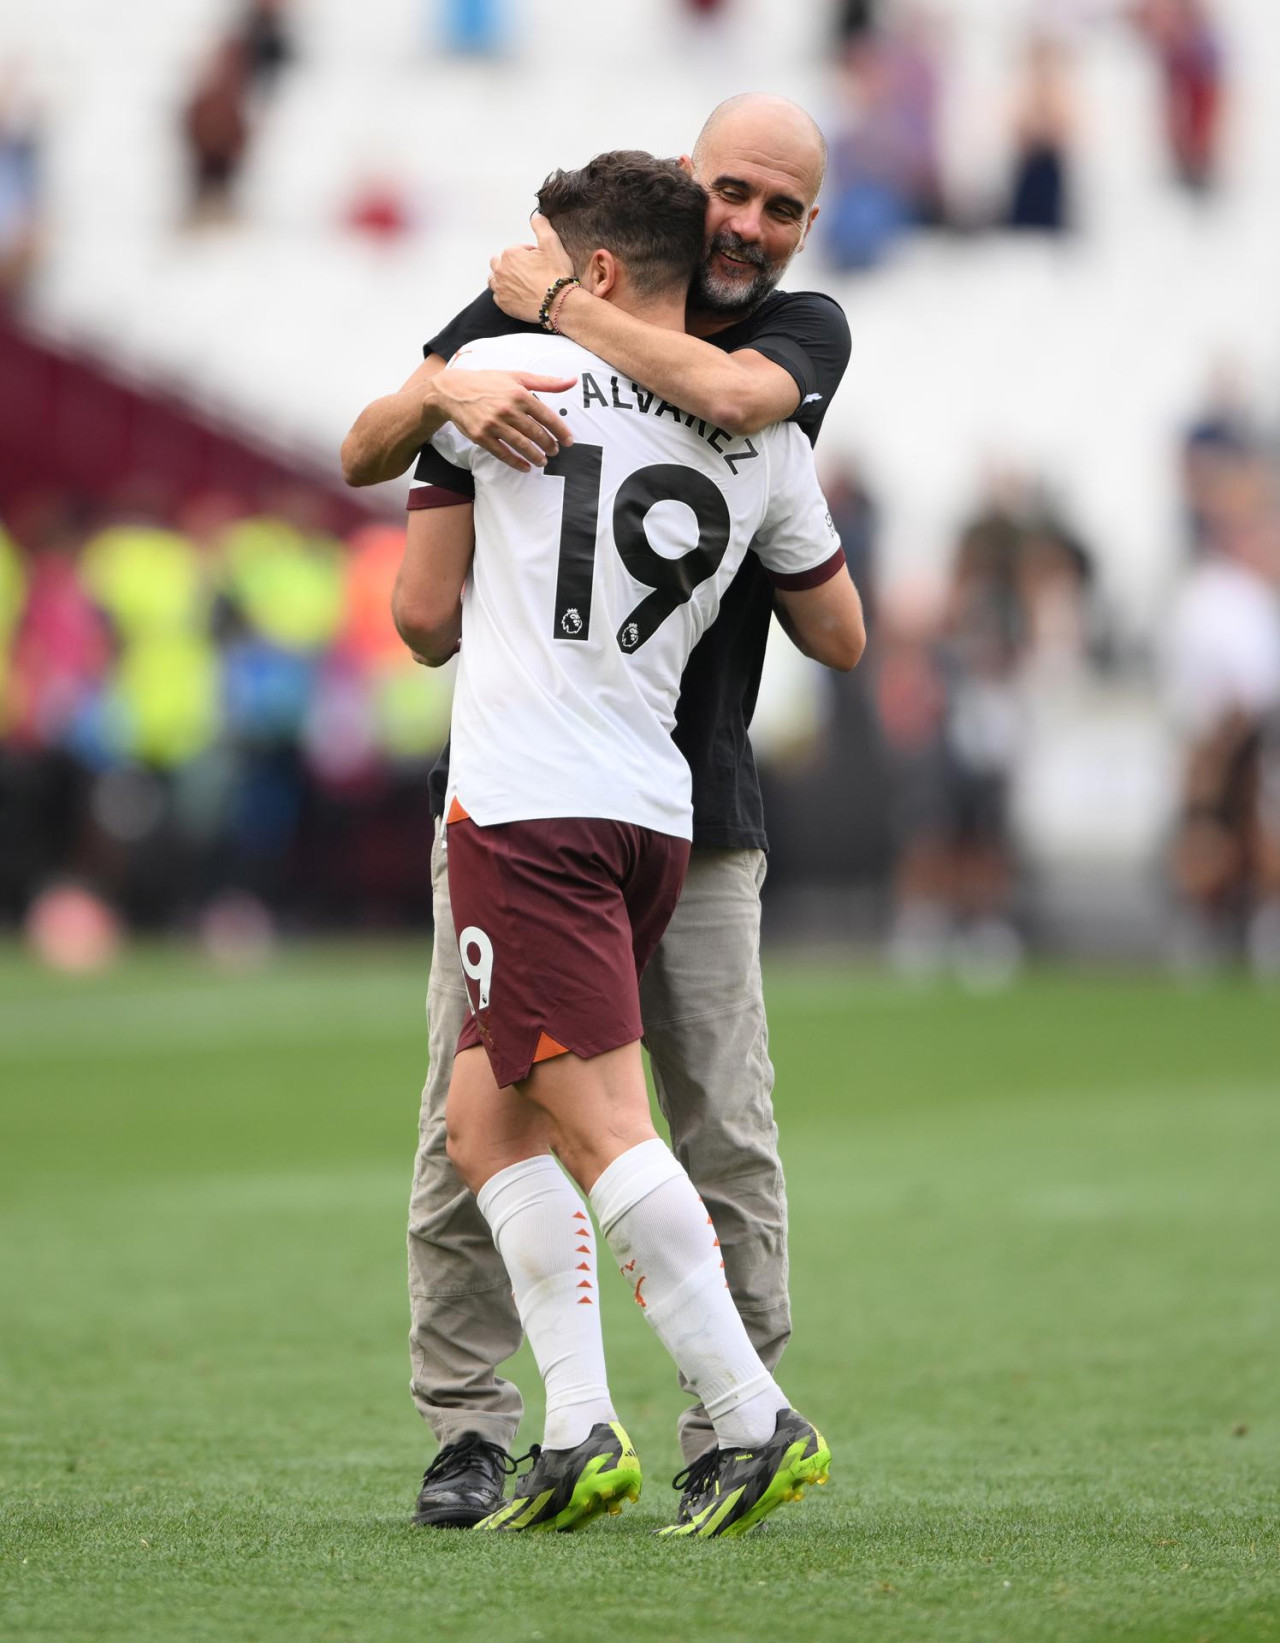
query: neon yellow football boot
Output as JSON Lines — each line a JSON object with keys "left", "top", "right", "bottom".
{"left": 475, "top": 1420, "right": 642, "bottom": 1533}
{"left": 659, "top": 1409, "right": 830, "bottom": 1538}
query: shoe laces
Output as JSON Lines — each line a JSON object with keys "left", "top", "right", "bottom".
{"left": 421, "top": 1432, "right": 519, "bottom": 1488}
{"left": 672, "top": 1446, "right": 721, "bottom": 1498}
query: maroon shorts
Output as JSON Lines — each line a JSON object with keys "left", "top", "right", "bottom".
{"left": 446, "top": 811, "right": 690, "bottom": 1088}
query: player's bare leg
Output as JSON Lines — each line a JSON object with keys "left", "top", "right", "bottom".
{"left": 519, "top": 1041, "right": 660, "bottom": 1188}
{"left": 446, "top": 1045, "right": 554, "bottom": 1186}
{"left": 517, "top": 1043, "right": 830, "bottom": 1537}
{"left": 447, "top": 1048, "right": 638, "bottom": 1532}
{"left": 641, "top": 847, "right": 791, "bottom": 1467}
{"left": 523, "top": 1042, "right": 790, "bottom": 1443}
{"left": 406, "top": 829, "right": 530, "bottom": 1528}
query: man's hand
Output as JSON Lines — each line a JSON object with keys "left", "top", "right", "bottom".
{"left": 434, "top": 365, "right": 577, "bottom": 471}
{"left": 489, "top": 213, "right": 575, "bottom": 324}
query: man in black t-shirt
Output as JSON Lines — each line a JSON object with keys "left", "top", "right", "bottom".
{"left": 342, "top": 93, "right": 853, "bottom": 1529}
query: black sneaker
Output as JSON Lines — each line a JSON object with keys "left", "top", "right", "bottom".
{"left": 474, "top": 1420, "right": 642, "bottom": 1532}
{"left": 657, "top": 1408, "right": 830, "bottom": 1538}
{"left": 412, "top": 1431, "right": 517, "bottom": 1527}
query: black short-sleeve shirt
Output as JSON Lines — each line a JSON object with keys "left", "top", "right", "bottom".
{"left": 416, "top": 286, "right": 851, "bottom": 850}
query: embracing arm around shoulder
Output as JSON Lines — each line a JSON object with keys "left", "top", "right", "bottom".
{"left": 557, "top": 292, "right": 797, "bottom": 436}
{"left": 489, "top": 214, "right": 805, "bottom": 435}
{"left": 774, "top": 566, "right": 866, "bottom": 672}
{"left": 342, "top": 356, "right": 449, "bottom": 488}
{"left": 341, "top": 356, "right": 576, "bottom": 487}
{"left": 391, "top": 501, "right": 475, "bottom": 666}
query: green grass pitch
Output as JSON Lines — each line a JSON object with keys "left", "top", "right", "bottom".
{"left": 1, "top": 945, "right": 1277, "bottom": 1642}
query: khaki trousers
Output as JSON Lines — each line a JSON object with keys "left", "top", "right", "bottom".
{"left": 406, "top": 823, "right": 790, "bottom": 1465}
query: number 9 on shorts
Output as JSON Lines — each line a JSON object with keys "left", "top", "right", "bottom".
{"left": 458, "top": 925, "right": 494, "bottom": 1012}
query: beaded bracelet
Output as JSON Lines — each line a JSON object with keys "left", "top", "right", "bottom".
{"left": 546, "top": 279, "right": 581, "bottom": 334}
{"left": 538, "top": 275, "right": 580, "bottom": 333}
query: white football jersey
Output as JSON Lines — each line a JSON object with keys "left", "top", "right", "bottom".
{"left": 429, "top": 331, "right": 843, "bottom": 840}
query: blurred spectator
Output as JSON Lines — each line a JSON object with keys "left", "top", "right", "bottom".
{"left": 0, "top": 483, "right": 452, "bottom": 938}
{"left": 438, "top": 0, "right": 511, "bottom": 57}
{"left": 341, "top": 522, "right": 454, "bottom": 768}
{"left": 219, "top": 510, "right": 346, "bottom": 654}
{"left": 874, "top": 577, "right": 958, "bottom": 973}
{"left": 0, "top": 65, "right": 41, "bottom": 305}
{"left": 825, "top": 459, "right": 879, "bottom": 632}
{"left": 757, "top": 457, "right": 890, "bottom": 902}
{"left": 877, "top": 515, "right": 1023, "bottom": 979}
{"left": 1179, "top": 364, "right": 1258, "bottom": 554}
{"left": 342, "top": 176, "right": 414, "bottom": 243}
{"left": 876, "top": 481, "right": 1107, "bottom": 980}
{"left": 835, "top": 0, "right": 879, "bottom": 46}
{"left": 182, "top": 38, "right": 252, "bottom": 225}
{"left": 8, "top": 507, "right": 113, "bottom": 756}
{"left": 1165, "top": 455, "right": 1280, "bottom": 972}
{"left": 79, "top": 517, "right": 220, "bottom": 769}
{"left": 1, "top": 505, "right": 108, "bottom": 924}
{"left": 1003, "top": 33, "right": 1075, "bottom": 234}
{"left": 1132, "top": 0, "right": 1226, "bottom": 194}
{"left": 824, "top": 13, "right": 944, "bottom": 271}
{"left": 239, "top": 0, "right": 295, "bottom": 94}
{"left": 1016, "top": 506, "right": 1108, "bottom": 679}
{"left": 0, "top": 518, "right": 24, "bottom": 734}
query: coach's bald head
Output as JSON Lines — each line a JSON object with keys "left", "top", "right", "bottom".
{"left": 692, "top": 94, "right": 827, "bottom": 199}
{"left": 682, "top": 93, "right": 826, "bottom": 320}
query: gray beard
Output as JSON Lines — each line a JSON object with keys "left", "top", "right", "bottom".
{"left": 692, "top": 256, "right": 783, "bottom": 318}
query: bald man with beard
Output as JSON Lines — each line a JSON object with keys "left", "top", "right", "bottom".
{"left": 340, "top": 94, "right": 854, "bottom": 1532}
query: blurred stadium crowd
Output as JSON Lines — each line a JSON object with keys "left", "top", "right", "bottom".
{"left": 3, "top": 391, "right": 1277, "bottom": 974}
{"left": 825, "top": 0, "right": 1225, "bottom": 264}
{"left": 0, "top": 1, "right": 1226, "bottom": 265}
{"left": 2, "top": 0, "right": 1279, "bottom": 975}
{"left": 0, "top": 495, "right": 450, "bottom": 951}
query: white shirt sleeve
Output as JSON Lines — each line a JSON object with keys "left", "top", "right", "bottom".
{"left": 751, "top": 423, "right": 845, "bottom": 589}
{"left": 428, "top": 419, "right": 476, "bottom": 472}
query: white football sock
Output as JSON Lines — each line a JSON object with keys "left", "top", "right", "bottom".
{"left": 589, "top": 1139, "right": 789, "bottom": 1448}
{"left": 476, "top": 1155, "right": 616, "bottom": 1451}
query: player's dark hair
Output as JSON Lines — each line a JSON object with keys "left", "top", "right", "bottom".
{"left": 536, "top": 151, "right": 707, "bottom": 299}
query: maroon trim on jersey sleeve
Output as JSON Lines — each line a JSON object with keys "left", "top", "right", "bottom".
{"left": 407, "top": 485, "right": 472, "bottom": 511}
{"left": 766, "top": 545, "right": 846, "bottom": 592}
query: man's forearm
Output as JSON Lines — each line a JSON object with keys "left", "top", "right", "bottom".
{"left": 554, "top": 289, "right": 795, "bottom": 435}
{"left": 341, "top": 386, "right": 446, "bottom": 487}
{"left": 392, "top": 568, "right": 464, "bottom": 665}
{"left": 392, "top": 499, "right": 474, "bottom": 667}
{"left": 772, "top": 598, "right": 814, "bottom": 660}
{"left": 342, "top": 355, "right": 576, "bottom": 484}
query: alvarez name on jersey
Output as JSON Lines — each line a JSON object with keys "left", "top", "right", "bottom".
{"left": 428, "top": 332, "right": 845, "bottom": 842}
